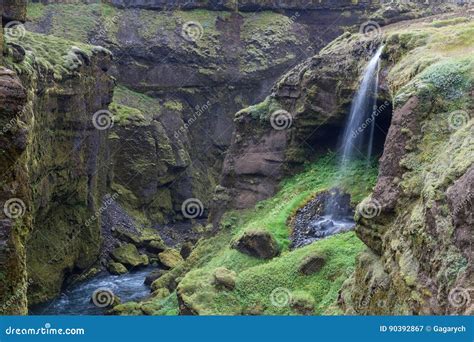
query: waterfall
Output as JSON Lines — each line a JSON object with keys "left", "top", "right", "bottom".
{"left": 340, "top": 45, "right": 384, "bottom": 171}
{"left": 324, "top": 46, "right": 383, "bottom": 218}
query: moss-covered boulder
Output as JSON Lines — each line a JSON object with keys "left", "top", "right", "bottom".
{"left": 213, "top": 267, "right": 236, "bottom": 290}
{"left": 298, "top": 253, "right": 326, "bottom": 275}
{"left": 158, "top": 249, "right": 184, "bottom": 270}
{"left": 107, "top": 262, "right": 128, "bottom": 275}
{"left": 111, "top": 244, "right": 149, "bottom": 268}
{"left": 232, "top": 230, "right": 280, "bottom": 259}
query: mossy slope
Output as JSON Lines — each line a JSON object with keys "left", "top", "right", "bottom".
{"left": 114, "top": 155, "right": 377, "bottom": 315}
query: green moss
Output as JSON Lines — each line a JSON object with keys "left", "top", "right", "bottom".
{"left": 169, "top": 154, "right": 377, "bottom": 314}
{"left": 109, "top": 102, "right": 146, "bottom": 125}
{"left": 431, "top": 17, "right": 469, "bottom": 28}
{"left": 5, "top": 31, "right": 98, "bottom": 80}
{"left": 163, "top": 100, "right": 183, "bottom": 112}
{"left": 113, "top": 85, "right": 162, "bottom": 117}
{"left": 26, "top": 3, "right": 46, "bottom": 20}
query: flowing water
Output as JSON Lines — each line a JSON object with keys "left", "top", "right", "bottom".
{"left": 322, "top": 46, "right": 384, "bottom": 234}
{"left": 30, "top": 267, "right": 154, "bottom": 315}
{"left": 339, "top": 45, "right": 384, "bottom": 171}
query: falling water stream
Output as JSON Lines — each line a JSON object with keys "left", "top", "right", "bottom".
{"left": 295, "top": 46, "right": 384, "bottom": 246}
{"left": 339, "top": 45, "right": 384, "bottom": 172}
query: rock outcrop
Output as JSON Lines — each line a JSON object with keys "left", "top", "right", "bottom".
{"left": 232, "top": 229, "right": 280, "bottom": 259}
{"left": 336, "top": 15, "right": 473, "bottom": 315}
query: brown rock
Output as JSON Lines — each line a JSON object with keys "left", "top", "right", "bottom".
{"left": 299, "top": 253, "right": 326, "bottom": 275}
{"left": 232, "top": 230, "right": 279, "bottom": 259}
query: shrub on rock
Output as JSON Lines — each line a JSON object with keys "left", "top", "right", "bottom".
{"left": 232, "top": 230, "right": 280, "bottom": 259}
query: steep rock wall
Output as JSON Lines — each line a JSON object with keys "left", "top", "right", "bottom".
{"left": 0, "top": 29, "right": 114, "bottom": 309}
{"left": 340, "top": 16, "right": 473, "bottom": 315}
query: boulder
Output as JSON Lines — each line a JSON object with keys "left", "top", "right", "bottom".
{"left": 111, "top": 243, "right": 149, "bottom": 268}
{"left": 144, "top": 269, "right": 165, "bottom": 286}
{"left": 145, "top": 240, "right": 166, "bottom": 254}
{"left": 107, "top": 262, "right": 128, "bottom": 275}
{"left": 298, "top": 253, "right": 326, "bottom": 275}
{"left": 232, "top": 230, "right": 280, "bottom": 259}
{"left": 213, "top": 267, "right": 236, "bottom": 290}
{"left": 158, "top": 249, "right": 183, "bottom": 269}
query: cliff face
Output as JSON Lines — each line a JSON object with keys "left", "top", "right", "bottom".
{"left": 26, "top": 2, "right": 381, "bottom": 223}
{"left": 0, "top": 24, "right": 114, "bottom": 310}
{"left": 340, "top": 17, "right": 473, "bottom": 315}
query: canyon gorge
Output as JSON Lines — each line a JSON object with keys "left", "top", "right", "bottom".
{"left": 0, "top": 0, "right": 472, "bottom": 316}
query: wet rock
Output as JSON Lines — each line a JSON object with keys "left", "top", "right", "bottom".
{"left": 144, "top": 269, "right": 165, "bottom": 286}
{"left": 107, "top": 262, "right": 128, "bottom": 275}
{"left": 111, "top": 243, "right": 149, "bottom": 268}
{"left": 291, "top": 189, "right": 355, "bottom": 248}
{"left": 232, "top": 230, "right": 280, "bottom": 259}
{"left": 299, "top": 253, "right": 326, "bottom": 275}
{"left": 158, "top": 249, "right": 183, "bottom": 269}
{"left": 213, "top": 267, "right": 236, "bottom": 290}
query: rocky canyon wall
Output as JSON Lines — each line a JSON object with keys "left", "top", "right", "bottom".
{"left": 1, "top": 0, "right": 114, "bottom": 310}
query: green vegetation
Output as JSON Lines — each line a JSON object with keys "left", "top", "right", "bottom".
{"left": 5, "top": 31, "right": 99, "bottom": 80}
{"left": 119, "top": 155, "right": 377, "bottom": 315}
